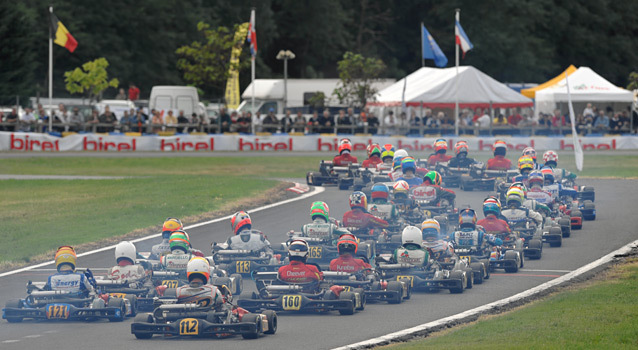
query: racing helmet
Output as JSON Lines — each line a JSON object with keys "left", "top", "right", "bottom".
{"left": 423, "top": 170, "right": 442, "bottom": 186}
{"left": 394, "top": 149, "right": 409, "bottom": 160}
{"left": 288, "top": 239, "right": 310, "bottom": 263}
{"left": 454, "top": 141, "right": 469, "bottom": 157}
{"left": 338, "top": 139, "right": 352, "bottom": 154}
{"left": 169, "top": 230, "right": 191, "bottom": 253}
{"left": 421, "top": 219, "right": 441, "bottom": 240}
{"left": 393, "top": 180, "right": 410, "bottom": 199}
{"left": 310, "top": 201, "right": 330, "bottom": 222}
{"left": 493, "top": 140, "right": 507, "bottom": 156}
{"left": 401, "top": 157, "right": 417, "bottom": 174}
{"left": 402, "top": 225, "right": 423, "bottom": 247}
{"left": 349, "top": 191, "right": 368, "bottom": 210}
{"left": 381, "top": 144, "right": 395, "bottom": 161}
{"left": 231, "top": 211, "right": 252, "bottom": 235}
{"left": 541, "top": 166, "right": 555, "bottom": 185}
{"left": 522, "top": 147, "right": 537, "bottom": 162}
{"left": 528, "top": 170, "right": 544, "bottom": 188}
{"left": 337, "top": 233, "right": 358, "bottom": 255}
{"left": 392, "top": 157, "right": 404, "bottom": 171}
{"left": 367, "top": 143, "right": 381, "bottom": 158}
{"left": 162, "top": 218, "right": 183, "bottom": 239}
{"left": 506, "top": 188, "right": 525, "bottom": 208}
{"left": 484, "top": 195, "right": 502, "bottom": 208}
{"left": 483, "top": 197, "right": 501, "bottom": 217}
{"left": 459, "top": 209, "right": 477, "bottom": 230}
{"left": 114, "top": 241, "right": 136, "bottom": 265}
{"left": 371, "top": 183, "right": 390, "bottom": 202}
{"left": 434, "top": 139, "right": 448, "bottom": 154}
{"left": 55, "top": 246, "right": 77, "bottom": 272}
{"left": 518, "top": 156, "right": 534, "bottom": 174}
{"left": 543, "top": 150, "right": 559, "bottom": 167}
{"left": 186, "top": 256, "right": 211, "bottom": 284}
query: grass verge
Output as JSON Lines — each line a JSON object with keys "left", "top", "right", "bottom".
{"left": 383, "top": 258, "right": 638, "bottom": 350}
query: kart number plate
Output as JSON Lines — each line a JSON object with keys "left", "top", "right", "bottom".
{"left": 161, "top": 280, "right": 178, "bottom": 288}
{"left": 282, "top": 295, "right": 302, "bottom": 311}
{"left": 309, "top": 247, "right": 322, "bottom": 259}
{"left": 460, "top": 256, "right": 471, "bottom": 263}
{"left": 46, "top": 304, "right": 69, "bottom": 319}
{"left": 179, "top": 318, "right": 199, "bottom": 335}
{"left": 341, "top": 286, "right": 352, "bottom": 292}
{"left": 422, "top": 210, "right": 432, "bottom": 218}
{"left": 109, "top": 293, "right": 126, "bottom": 299}
{"left": 236, "top": 260, "right": 251, "bottom": 274}
{"left": 397, "top": 275, "right": 414, "bottom": 287}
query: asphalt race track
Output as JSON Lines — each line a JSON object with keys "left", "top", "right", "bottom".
{"left": 1, "top": 178, "right": 637, "bottom": 349}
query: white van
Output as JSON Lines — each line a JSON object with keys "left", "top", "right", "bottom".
{"left": 149, "top": 86, "right": 206, "bottom": 117}
{"left": 94, "top": 100, "right": 136, "bottom": 120}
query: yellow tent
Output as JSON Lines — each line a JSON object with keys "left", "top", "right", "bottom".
{"left": 521, "top": 65, "right": 578, "bottom": 98}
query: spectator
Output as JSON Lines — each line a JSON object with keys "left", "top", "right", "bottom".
{"left": 98, "top": 106, "right": 117, "bottom": 133}
{"left": 347, "top": 108, "right": 361, "bottom": 132}
{"left": 115, "top": 88, "right": 127, "bottom": 100}
{"left": 150, "top": 111, "right": 163, "bottom": 133}
{"left": 508, "top": 109, "right": 523, "bottom": 126}
{"left": 68, "top": 107, "right": 83, "bottom": 132}
{"left": 397, "top": 111, "right": 408, "bottom": 134}
{"left": 128, "top": 83, "right": 140, "bottom": 101}
{"left": 458, "top": 109, "right": 472, "bottom": 129}
{"left": 292, "top": 111, "right": 306, "bottom": 133}
{"left": 408, "top": 109, "right": 422, "bottom": 134}
{"left": 281, "top": 109, "right": 294, "bottom": 133}
{"left": 583, "top": 103, "right": 594, "bottom": 118}
{"left": 383, "top": 110, "right": 396, "bottom": 134}
{"left": 609, "top": 112, "right": 622, "bottom": 134}
{"left": 440, "top": 112, "right": 454, "bottom": 131}
{"left": 575, "top": 114, "right": 587, "bottom": 135}
{"left": 593, "top": 109, "right": 609, "bottom": 132}
{"left": 5, "top": 108, "right": 19, "bottom": 131}
{"left": 131, "top": 109, "right": 146, "bottom": 132}
{"left": 426, "top": 111, "right": 442, "bottom": 129}
{"left": 336, "top": 109, "right": 353, "bottom": 134}
{"left": 367, "top": 110, "right": 379, "bottom": 134}
{"left": 87, "top": 109, "right": 99, "bottom": 131}
{"left": 219, "top": 108, "right": 231, "bottom": 133}
{"left": 318, "top": 110, "right": 333, "bottom": 133}
{"left": 164, "top": 110, "right": 178, "bottom": 132}
{"left": 472, "top": 108, "right": 482, "bottom": 125}
{"left": 119, "top": 110, "right": 132, "bottom": 132}
{"left": 20, "top": 108, "right": 36, "bottom": 132}
{"left": 262, "top": 109, "right": 278, "bottom": 133}
{"left": 177, "top": 110, "right": 189, "bottom": 124}
{"left": 236, "top": 112, "right": 251, "bottom": 133}
{"left": 307, "top": 111, "right": 320, "bottom": 133}
{"left": 252, "top": 111, "right": 262, "bottom": 133}
{"left": 58, "top": 103, "right": 69, "bottom": 129}
{"left": 422, "top": 108, "right": 433, "bottom": 126}
{"left": 493, "top": 113, "right": 508, "bottom": 127}
{"left": 230, "top": 110, "right": 239, "bottom": 124}
{"left": 477, "top": 111, "right": 491, "bottom": 128}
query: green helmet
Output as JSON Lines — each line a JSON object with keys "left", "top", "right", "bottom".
{"left": 169, "top": 230, "right": 191, "bottom": 253}
{"left": 310, "top": 201, "right": 329, "bottom": 222}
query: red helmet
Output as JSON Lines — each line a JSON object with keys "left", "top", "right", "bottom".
{"left": 454, "top": 141, "right": 469, "bottom": 155}
{"left": 230, "top": 211, "right": 252, "bottom": 235}
{"left": 366, "top": 143, "right": 381, "bottom": 157}
{"left": 337, "top": 233, "right": 358, "bottom": 255}
{"left": 434, "top": 139, "right": 448, "bottom": 153}
{"left": 493, "top": 140, "right": 507, "bottom": 156}
{"left": 338, "top": 141, "right": 352, "bottom": 154}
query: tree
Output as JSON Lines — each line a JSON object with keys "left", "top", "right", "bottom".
{"left": 627, "top": 72, "right": 638, "bottom": 91}
{"left": 0, "top": 2, "right": 37, "bottom": 103}
{"left": 333, "top": 52, "right": 386, "bottom": 108}
{"left": 175, "top": 22, "right": 250, "bottom": 97}
{"left": 64, "top": 58, "right": 119, "bottom": 102}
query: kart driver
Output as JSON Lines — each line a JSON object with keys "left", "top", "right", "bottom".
{"left": 396, "top": 157, "right": 423, "bottom": 187}
{"left": 522, "top": 147, "right": 542, "bottom": 170}
{"left": 511, "top": 156, "right": 534, "bottom": 185}
{"left": 542, "top": 150, "right": 577, "bottom": 182}
{"left": 226, "top": 211, "right": 273, "bottom": 252}
{"left": 367, "top": 183, "right": 398, "bottom": 222}
{"left": 509, "top": 182, "right": 551, "bottom": 217}
{"left": 329, "top": 233, "right": 372, "bottom": 273}
{"left": 476, "top": 197, "right": 511, "bottom": 235}
{"left": 107, "top": 241, "right": 149, "bottom": 287}
{"left": 45, "top": 246, "right": 95, "bottom": 295}
{"left": 392, "top": 180, "right": 418, "bottom": 213}
{"left": 300, "top": 201, "right": 339, "bottom": 242}
{"left": 332, "top": 138, "right": 358, "bottom": 166}
{"left": 278, "top": 239, "right": 323, "bottom": 283}
{"left": 392, "top": 226, "right": 430, "bottom": 267}
{"left": 427, "top": 139, "right": 453, "bottom": 167}
{"left": 413, "top": 170, "right": 456, "bottom": 206}
{"left": 342, "top": 191, "right": 389, "bottom": 230}
{"left": 160, "top": 230, "right": 205, "bottom": 273}
{"left": 487, "top": 140, "right": 512, "bottom": 170}
{"left": 362, "top": 143, "right": 382, "bottom": 168}
{"left": 176, "top": 257, "right": 224, "bottom": 309}
{"left": 421, "top": 219, "right": 455, "bottom": 263}
{"left": 451, "top": 209, "right": 503, "bottom": 250}
{"left": 376, "top": 144, "right": 396, "bottom": 171}
{"left": 388, "top": 149, "right": 407, "bottom": 181}
{"left": 501, "top": 188, "right": 543, "bottom": 227}
{"left": 151, "top": 217, "right": 183, "bottom": 259}
{"left": 541, "top": 166, "right": 577, "bottom": 201}
{"left": 447, "top": 141, "right": 478, "bottom": 168}
{"left": 526, "top": 170, "right": 554, "bottom": 206}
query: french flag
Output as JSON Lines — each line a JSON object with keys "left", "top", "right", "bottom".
{"left": 247, "top": 9, "right": 257, "bottom": 58}
{"left": 455, "top": 19, "right": 473, "bottom": 58}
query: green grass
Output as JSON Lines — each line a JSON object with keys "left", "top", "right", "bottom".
{"left": 0, "top": 156, "right": 322, "bottom": 265}
{"left": 386, "top": 260, "right": 638, "bottom": 350}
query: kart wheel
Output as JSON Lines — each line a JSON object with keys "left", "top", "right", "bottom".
{"left": 338, "top": 179, "right": 350, "bottom": 190}
{"left": 108, "top": 297, "right": 126, "bottom": 322}
{"left": 338, "top": 292, "right": 357, "bottom": 315}
{"left": 241, "top": 313, "right": 263, "bottom": 339}
{"left": 4, "top": 299, "right": 23, "bottom": 323}
{"left": 470, "top": 263, "right": 484, "bottom": 284}
{"left": 352, "top": 288, "right": 366, "bottom": 310}
{"left": 386, "top": 281, "right": 404, "bottom": 304}
{"left": 449, "top": 271, "right": 465, "bottom": 294}
{"left": 503, "top": 251, "right": 519, "bottom": 273}
{"left": 571, "top": 210, "right": 583, "bottom": 230}
{"left": 582, "top": 187, "right": 595, "bottom": 202}
{"left": 261, "top": 310, "right": 278, "bottom": 334}
{"left": 558, "top": 218, "right": 571, "bottom": 237}
{"left": 212, "top": 277, "right": 232, "bottom": 292}
{"left": 230, "top": 274, "right": 244, "bottom": 295}
{"left": 132, "top": 313, "right": 154, "bottom": 339}
{"left": 527, "top": 240, "right": 543, "bottom": 260}
{"left": 124, "top": 294, "right": 138, "bottom": 316}
{"left": 583, "top": 202, "right": 596, "bottom": 220}
{"left": 549, "top": 227, "right": 563, "bottom": 247}
{"left": 465, "top": 269, "right": 474, "bottom": 289}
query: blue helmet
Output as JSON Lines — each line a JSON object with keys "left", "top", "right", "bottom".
{"left": 371, "top": 183, "right": 390, "bottom": 202}
{"left": 401, "top": 157, "right": 417, "bottom": 174}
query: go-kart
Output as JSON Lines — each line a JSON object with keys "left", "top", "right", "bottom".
{"left": 212, "top": 247, "right": 283, "bottom": 277}
{"left": 505, "top": 218, "right": 545, "bottom": 258}
{"left": 94, "top": 278, "right": 155, "bottom": 313}
{"left": 459, "top": 165, "right": 518, "bottom": 192}
{"left": 375, "top": 255, "right": 472, "bottom": 293}
{"left": 280, "top": 234, "right": 375, "bottom": 271}
{"left": 238, "top": 272, "right": 364, "bottom": 315}
{"left": 306, "top": 160, "right": 360, "bottom": 188}
{"left": 452, "top": 231, "right": 524, "bottom": 273}
{"left": 322, "top": 268, "right": 411, "bottom": 304}
{"left": 151, "top": 268, "right": 243, "bottom": 296}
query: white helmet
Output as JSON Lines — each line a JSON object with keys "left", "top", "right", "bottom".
{"left": 402, "top": 226, "right": 423, "bottom": 246}
{"left": 288, "top": 239, "right": 310, "bottom": 262}
{"left": 394, "top": 149, "right": 409, "bottom": 160}
{"left": 187, "top": 256, "right": 211, "bottom": 283}
{"left": 114, "top": 241, "right": 136, "bottom": 264}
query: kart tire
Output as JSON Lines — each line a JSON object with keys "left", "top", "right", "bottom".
{"left": 503, "top": 251, "right": 519, "bottom": 273}
{"left": 338, "top": 292, "right": 357, "bottom": 315}
{"left": 124, "top": 294, "right": 138, "bottom": 317}
{"left": 230, "top": 273, "right": 244, "bottom": 295}
{"left": 4, "top": 299, "right": 23, "bottom": 323}
{"left": 212, "top": 277, "right": 232, "bottom": 292}
{"left": 470, "top": 263, "right": 484, "bottom": 284}
{"left": 352, "top": 288, "right": 366, "bottom": 310}
{"left": 133, "top": 313, "right": 154, "bottom": 339}
{"left": 262, "top": 310, "right": 278, "bottom": 334}
{"left": 527, "top": 239, "right": 543, "bottom": 260}
{"left": 338, "top": 179, "right": 350, "bottom": 190}
{"left": 108, "top": 297, "right": 126, "bottom": 322}
{"left": 465, "top": 269, "right": 474, "bottom": 289}
{"left": 571, "top": 210, "right": 583, "bottom": 230}
{"left": 583, "top": 187, "right": 595, "bottom": 202}
{"left": 241, "top": 313, "right": 263, "bottom": 339}
{"left": 386, "top": 281, "right": 404, "bottom": 304}
{"left": 549, "top": 227, "right": 563, "bottom": 247}
{"left": 558, "top": 218, "right": 571, "bottom": 237}
{"left": 449, "top": 270, "right": 465, "bottom": 294}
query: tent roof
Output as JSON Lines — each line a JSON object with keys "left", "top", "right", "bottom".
{"left": 369, "top": 66, "right": 532, "bottom": 109}
{"left": 521, "top": 65, "right": 577, "bottom": 98}
{"left": 535, "top": 67, "right": 633, "bottom": 102}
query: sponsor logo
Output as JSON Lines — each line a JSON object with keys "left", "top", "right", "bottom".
{"left": 161, "top": 138, "right": 214, "bottom": 151}
{"left": 560, "top": 139, "right": 616, "bottom": 151}
{"left": 239, "top": 137, "right": 293, "bottom": 151}
{"left": 10, "top": 134, "right": 59, "bottom": 151}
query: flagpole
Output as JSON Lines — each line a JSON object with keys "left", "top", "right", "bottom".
{"left": 49, "top": 6, "right": 53, "bottom": 133}
{"left": 251, "top": 8, "right": 255, "bottom": 132}
{"left": 420, "top": 22, "right": 424, "bottom": 67}
{"left": 454, "top": 9, "right": 460, "bottom": 136}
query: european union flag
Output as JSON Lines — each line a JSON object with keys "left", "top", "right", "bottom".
{"left": 422, "top": 24, "right": 448, "bottom": 68}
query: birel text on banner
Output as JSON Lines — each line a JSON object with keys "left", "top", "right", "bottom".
{"left": 1, "top": 132, "right": 636, "bottom": 152}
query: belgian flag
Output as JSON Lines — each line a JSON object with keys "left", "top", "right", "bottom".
{"left": 49, "top": 12, "right": 78, "bottom": 53}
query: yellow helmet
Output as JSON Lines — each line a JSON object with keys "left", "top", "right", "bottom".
{"left": 55, "top": 246, "right": 77, "bottom": 272}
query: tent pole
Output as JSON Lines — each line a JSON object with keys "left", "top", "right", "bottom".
{"left": 454, "top": 9, "right": 460, "bottom": 137}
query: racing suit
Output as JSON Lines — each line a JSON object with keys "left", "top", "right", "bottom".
{"left": 332, "top": 153, "right": 358, "bottom": 166}
{"left": 301, "top": 218, "right": 339, "bottom": 242}
{"left": 392, "top": 245, "right": 429, "bottom": 267}
{"left": 227, "top": 229, "right": 272, "bottom": 252}
{"left": 447, "top": 156, "right": 478, "bottom": 168}
{"left": 367, "top": 201, "right": 398, "bottom": 223}
{"left": 502, "top": 206, "right": 543, "bottom": 227}
{"left": 487, "top": 155, "right": 512, "bottom": 170}
{"left": 543, "top": 183, "right": 578, "bottom": 202}
{"left": 150, "top": 238, "right": 170, "bottom": 260}
{"left": 410, "top": 184, "right": 456, "bottom": 207}
{"left": 45, "top": 270, "right": 94, "bottom": 295}
{"left": 342, "top": 208, "right": 389, "bottom": 230}
{"left": 396, "top": 176, "right": 423, "bottom": 188}
{"left": 451, "top": 227, "right": 503, "bottom": 250}
{"left": 176, "top": 283, "right": 224, "bottom": 309}
{"left": 427, "top": 153, "right": 453, "bottom": 167}
{"left": 160, "top": 250, "right": 193, "bottom": 273}
{"left": 526, "top": 188, "right": 554, "bottom": 215}
{"left": 546, "top": 167, "right": 577, "bottom": 183}
{"left": 511, "top": 174, "right": 529, "bottom": 186}
{"left": 329, "top": 253, "right": 371, "bottom": 273}
{"left": 362, "top": 156, "right": 382, "bottom": 168}
{"left": 477, "top": 215, "right": 511, "bottom": 235}
{"left": 389, "top": 169, "right": 403, "bottom": 181}
{"left": 107, "top": 260, "right": 149, "bottom": 288}
{"left": 422, "top": 239, "right": 454, "bottom": 262}
{"left": 278, "top": 261, "right": 322, "bottom": 283}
